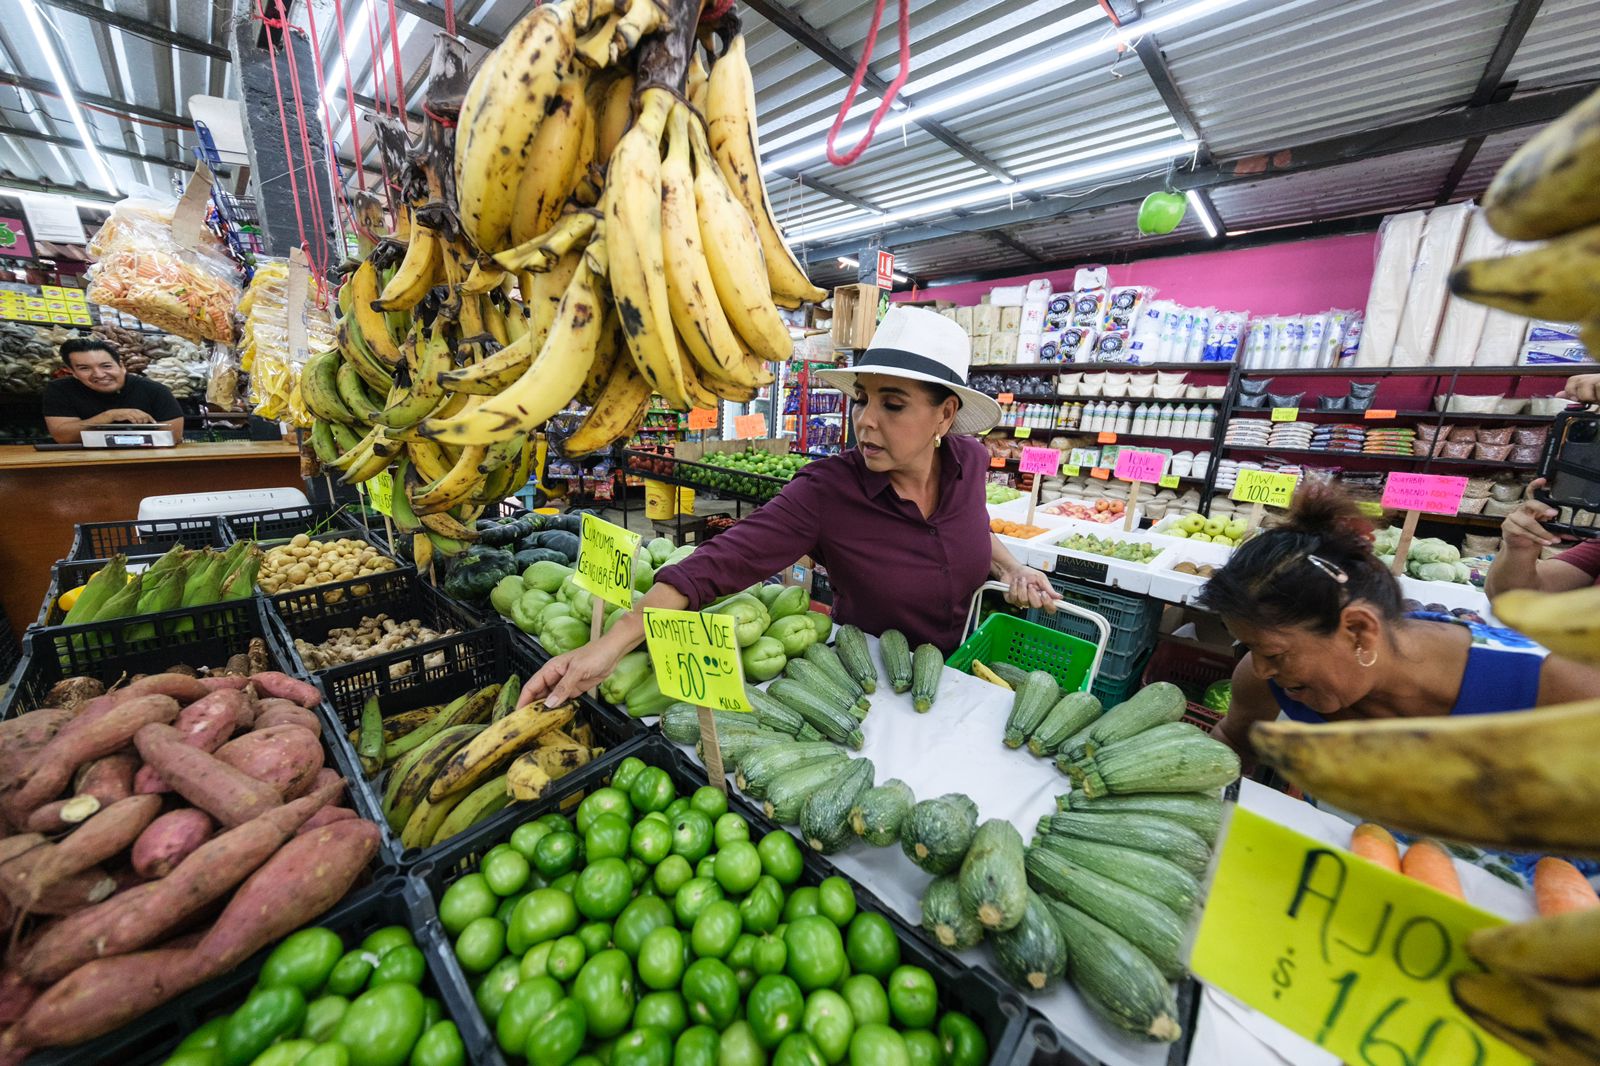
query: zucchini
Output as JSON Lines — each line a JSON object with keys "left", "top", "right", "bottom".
{"left": 1043, "top": 898, "right": 1182, "bottom": 1043}
{"left": 1057, "top": 791, "right": 1224, "bottom": 842}
{"left": 959, "top": 819, "right": 1029, "bottom": 931}
{"left": 802, "top": 643, "right": 865, "bottom": 701}
{"left": 1061, "top": 723, "right": 1205, "bottom": 786}
{"left": 901, "top": 793, "right": 979, "bottom": 875}
{"left": 768, "top": 679, "right": 864, "bottom": 750}
{"left": 735, "top": 744, "right": 846, "bottom": 798}
{"left": 850, "top": 779, "right": 915, "bottom": 846}
{"left": 1036, "top": 812, "right": 1212, "bottom": 877}
{"left": 991, "top": 889, "right": 1067, "bottom": 992}
{"left": 911, "top": 643, "right": 943, "bottom": 713}
{"left": 1032, "top": 834, "right": 1201, "bottom": 916}
{"left": 664, "top": 702, "right": 800, "bottom": 745}
{"left": 1024, "top": 846, "right": 1187, "bottom": 979}
{"left": 742, "top": 686, "right": 811, "bottom": 737}
{"left": 800, "top": 757, "right": 876, "bottom": 853}
{"left": 1059, "top": 681, "right": 1186, "bottom": 759}
{"left": 879, "top": 629, "right": 913, "bottom": 693}
{"left": 1003, "top": 671, "right": 1060, "bottom": 748}
{"left": 784, "top": 658, "right": 868, "bottom": 718}
{"left": 989, "top": 662, "right": 1031, "bottom": 689}
{"left": 700, "top": 727, "right": 796, "bottom": 769}
{"left": 921, "top": 874, "right": 983, "bottom": 950}
{"left": 765, "top": 758, "right": 855, "bottom": 823}
{"left": 661, "top": 702, "right": 703, "bottom": 745}
{"left": 1027, "top": 692, "right": 1102, "bottom": 757}
{"left": 834, "top": 625, "right": 879, "bottom": 694}
{"left": 1074, "top": 728, "right": 1241, "bottom": 799}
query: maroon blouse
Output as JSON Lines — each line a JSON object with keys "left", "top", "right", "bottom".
{"left": 654, "top": 435, "right": 994, "bottom": 653}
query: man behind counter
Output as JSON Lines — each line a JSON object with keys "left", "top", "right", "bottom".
{"left": 43, "top": 338, "right": 184, "bottom": 445}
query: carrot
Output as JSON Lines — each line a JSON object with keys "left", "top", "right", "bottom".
{"left": 1400, "top": 839, "right": 1464, "bottom": 899}
{"left": 14, "top": 941, "right": 211, "bottom": 1049}
{"left": 27, "top": 795, "right": 161, "bottom": 893}
{"left": 248, "top": 672, "right": 321, "bottom": 709}
{"left": 214, "top": 725, "right": 324, "bottom": 799}
{"left": 1350, "top": 823, "right": 1401, "bottom": 872}
{"left": 1534, "top": 857, "right": 1600, "bottom": 917}
{"left": 133, "top": 723, "right": 281, "bottom": 826}
{"left": 130, "top": 808, "right": 213, "bottom": 878}
{"left": 9, "top": 695, "right": 180, "bottom": 813}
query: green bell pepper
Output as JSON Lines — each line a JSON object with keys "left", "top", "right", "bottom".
{"left": 713, "top": 594, "right": 771, "bottom": 648}
{"left": 764, "top": 615, "right": 817, "bottom": 657}
{"left": 601, "top": 651, "right": 653, "bottom": 704}
{"left": 741, "top": 636, "right": 788, "bottom": 682}
{"left": 541, "top": 616, "right": 591, "bottom": 656}
{"left": 489, "top": 575, "right": 524, "bottom": 619}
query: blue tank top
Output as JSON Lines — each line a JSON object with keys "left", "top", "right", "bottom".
{"left": 1269, "top": 612, "right": 1548, "bottom": 724}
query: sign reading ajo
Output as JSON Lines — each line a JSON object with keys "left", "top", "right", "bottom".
{"left": 1191, "top": 807, "right": 1524, "bottom": 1066}
{"left": 574, "top": 514, "right": 642, "bottom": 609}
{"left": 642, "top": 607, "right": 752, "bottom": 712}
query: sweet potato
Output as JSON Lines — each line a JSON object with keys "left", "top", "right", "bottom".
{"left": 0, "top": 972, "right": 38, "bottom": 1027}
{"left": 133, "top": 689, "right": 247, "bottom": 794}
{"left": 10, "top": 696, "right": 179, "bottom": 813}
{"left": 0, "top": 709, "right": 73, "bottom": 750}
{"left": 14, "top": 942, "right": 211, "bottom": 1048}
{"left": 15, "top": 782, "right": 338, "bottom": 984}
{"left": 26, "top": 796, "right": 160, "bottom": 891}
{"left": 248, "top": 671, "right": 321, "bottom": 709}
{"left": 134, "top": 724, "right": 280, "bottom": 827}
{"left": 215, "top": 726, "right": 323, "bottom": 799}
{"left": 0, "top": 838, "right": 44, "bottom": 869}
{"left": 0, "top": 850, "right": 115, "bottom": 916}
{"left": 195, "top": 675, "right": 251, "bottom": 692}
{"left": 72, "top": 753, "right": 138, "bottom": 805}
{"left": 131, "top": 808, "right": 213, "bottom": 879}
{"left": 310, "top": 767, "right": 345, "bottom": 801}
{"left": 116, "top": 673, "right": 210, "bottom": 705}
{"left": 195, "top": 818, "right": 379, "bottom": 971}
{"left": 253, "top": 701, "right": 321, "bottom": 738}
{"left": 296, "top": 806, "right": 356, "bottom": 834}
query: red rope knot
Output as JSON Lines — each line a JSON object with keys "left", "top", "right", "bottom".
{"left": 824, "top": 0, "right": 911, "bottom": 167}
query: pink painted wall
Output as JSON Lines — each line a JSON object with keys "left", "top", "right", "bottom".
{"left": 896, "top": 232, "right": 1380, "bottom": 317}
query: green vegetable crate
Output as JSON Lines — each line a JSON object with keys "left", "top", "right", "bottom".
{"left": 413, "top": 733, "right": 1031, "bottom": 1065}
{"left": 947, "top": 581, "right": 1107, "bottom": 695}
{"left": 21, "top": 877, "right": 448, "bottom": 1066}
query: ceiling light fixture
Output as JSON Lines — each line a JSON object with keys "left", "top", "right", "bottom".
{"left": 1186, "top": 190, "right": 1220, "bottom": 238}
{"left": 318, "top": 0, "right": 374, "bottom": 116}
{"left": 18, "top": 0, "right": 120, "bottom": 194}
{"left": 833, "top": 255, "right": 908, "bottom": 282}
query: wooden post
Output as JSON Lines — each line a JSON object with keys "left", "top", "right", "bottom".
{"left": 1390, "top": 509, "right": 1421, "bottom": 576}
{"left": 1026, "top": 474, "right": 1041, "bottom": 527}
{"left": 697, "top": 707, "right": 726, "bottom": 791}
{"left": 1249, "top": 501, "right": 1265, "bottom": 531}
{"left": 1124, "top": 481, "right": 1142, "bottom": 532}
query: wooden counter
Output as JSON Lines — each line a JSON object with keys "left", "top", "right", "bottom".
{"left": 0, "top": 441, "right": 304, "bottom": 643}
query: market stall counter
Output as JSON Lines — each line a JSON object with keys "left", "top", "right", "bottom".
{"left": 0, "top": 440, "right": 302, "bottom": 643}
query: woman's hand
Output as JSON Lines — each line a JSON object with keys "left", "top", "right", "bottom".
{"left": 1558, "top": 373, "right": 1600, "bottom": 405}
{"left": 520, "top": 640, "right": 626, "bottom": 709}
{"left": 1501, "top": 478, "right": 1564, "bottom": 552}
{"left": 1003, "top": 565, "right": 1057, "bottom": 613}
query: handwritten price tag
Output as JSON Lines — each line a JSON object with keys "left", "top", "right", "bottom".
{"left": 1232, "top": 469, "right": 1300, "bottom": 507}
{"left": 1096, "top": 432, "right": 1118, "bottom": 444}
{"left": 1013, "top": 426, "right": 1031, "bottom": 438}
{"left": 1271, "top": 407, "right": 1300, "bottom": 422}
{"left": 1018, "top": 447, "right": 1062, "bottom": 476}
{"left": 1364, "top": 408, "right": 1398, "bottom": 420}
{"left": 1382, "top": 472, "right": 1468, "bottom": 516}
{"left": 734, "top": 413, "right": 767, "bottom": 439}
{"left": 642, "top": 608, "right": 751, "bottom": 712}
{"left": 1158, "top": 474, "right": 1180, "bottom": 489}
{"left": 1064, "top": 464, "right": 1081, "bottom": 476}
{"left": 366, "top": 470, "right": 394, "bottom": 517}
{"left": 1114, "top": 449, "right": 1167, "bottom": 483}
{"left": 687, "top": 407, "right": 718, "bottom": 431}
{"left": 1191, "top": 808, "right": 1521, "bottom": 1066}
{"left": 996, "top": 392, "right": 1015, "bottom": 404}
{"left": 989, "top": 456, "right": 1007, "bottom": 469}
{"left": 574, "top": 514, "right": 642, "bottom": 609}
{"left": 1089, "top": 467, "right": 1110, "bottom": 480}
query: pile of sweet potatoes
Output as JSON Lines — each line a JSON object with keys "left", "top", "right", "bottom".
{"left": 0, "top": 668, "right": 380, "bottom": 1060}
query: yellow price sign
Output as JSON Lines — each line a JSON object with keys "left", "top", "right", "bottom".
{"left": 1271, "top": 406, "right": 1300, "bottom": 422}
{"left": 574, "top": 513, "right": 643, "bottom": 609}
{"left": 1191, "top": 808, "right": 1525, "bottom": 1066}
{"left": 366, "top": 470, "right": 394, "bottom": 517}
{"left": 1013, "top": 426, "right": 1031, "bottom": 438}
{"left": 1232, "top": 469, "right": 1299, "bottom": 508}
{"left": 1158, "top": 474, "right": 1180, "bottom": 489}
{"left": 642, "top": 608, "right": 751, "bottom": 712}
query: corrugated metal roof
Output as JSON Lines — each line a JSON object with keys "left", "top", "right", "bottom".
{"left": 1505, "top": 0, "right": 1600, "bottom": 91}
{"left": 1207, "top": 143, "right": 1464, "bottom": 230}
{"left": 1454, "top": 127, "right": 1534, "bottom": 200}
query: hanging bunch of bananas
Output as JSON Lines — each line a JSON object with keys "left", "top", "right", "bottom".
{"left": 1450, "top": 84, "right": 1600, "bottom": 354}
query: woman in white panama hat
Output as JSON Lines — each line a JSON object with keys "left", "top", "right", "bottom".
{"left": 524, "top": 306, "right": 1058, "bottom": 708}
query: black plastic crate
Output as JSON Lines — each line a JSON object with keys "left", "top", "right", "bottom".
{"left": 1031, "top": 578, "right": 1163, "bottom": 682}
{"left": 37, "top": 552, "right": 269, "bottom": 629}
{"left": 1009, "top": 977, "right": 1200, "bottom": 1065}
{"left": 218, "top": 502, "right": 371, "bottom": 546}
{"left": 67, "top": 516, "right": 227, "bottom": 562}
{"left": 412, "top": 734, "right": 1030, "bottom": 1066}
{"left": 266, "top": 567, "right": 479, "bottom": 676}
{"left": 23, "top": 876, "right": 440, "bottom": 1066}
{"left": 317, "top": 625, "right": 644, "bottom": 867}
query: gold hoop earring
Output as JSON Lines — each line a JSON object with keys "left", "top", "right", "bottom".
{"left": 1355, "top": 645, "right": 1377, "bottom": 668}
{"left": 933, "top": 434, "right": 943, "bottom": 448}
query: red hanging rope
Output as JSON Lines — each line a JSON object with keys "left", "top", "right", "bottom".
{"left": 823, "top": 0, "right": 911, "bottom": 168}
{"left": 386, "top": 0, "right": 410, "bottom": 121}
{"left": 366, "top": 1, "right": 393, "bottom": 118}
{"left": 441, "top": 0, "right": 456, "bottom": 36}
{"left": 303, "top": 5, "right": 372, "bottom": 250}
{"left": 329, "top": 0, "right": 367, "bottom": 192}
{"left": 274, "top": 1, "right": 333, "bottom": 293}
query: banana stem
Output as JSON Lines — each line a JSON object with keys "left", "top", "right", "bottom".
{"left": 633, "top": 0, "right": 702, "bottom": 95}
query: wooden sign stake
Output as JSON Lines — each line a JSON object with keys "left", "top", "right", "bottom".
{"left": 1124, "top": 481, "right": 1143, "bottom": 532}
{"left": 1026, "top": 474, "right": 1041, "bottom": 527}
{"left": 1390, "top": 509, "right": 1421, "bottom": 576}
{"left": 698, "top": 707, "right": 726, "bottom": 791}
{"left": 1249, "top": 501, "right": 1265, "bottom": 531}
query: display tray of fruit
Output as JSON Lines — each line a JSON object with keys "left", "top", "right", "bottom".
{"left": 1153, "top": 513, "right": 1249, "bottom": 549}
{"left": 1048, "top": 533, "right": 1162, "bottom": 565}
{"left": 985, "top": 484, "right": 1023, "bottom": 505}
{"left": 990, "top": 519, "right": 1051, "bottom": 540}
{"left": 674, "top": 449, "right": 813, "bottom": 502}
{"left": 1040, "top": 498, "right": 1128, "bottom": 524}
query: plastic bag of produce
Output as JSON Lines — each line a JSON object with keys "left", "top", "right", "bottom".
{"left": 86, "top": 198, "right": 240, "bottom": 344}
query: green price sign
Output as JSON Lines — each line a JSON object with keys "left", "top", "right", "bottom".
{"left": 574, "top": 514, "right": 643, "bottom": 609}
{"left": 642, "top": 608, "right": 751, "bottom": 712}
{"left": 367, "top": 471, "right": 394, "bottom": 517}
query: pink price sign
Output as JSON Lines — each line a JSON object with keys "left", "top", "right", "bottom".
{"left": 1018, "top": 447, "right": 1061, "bottom": 476}
{"left": 1114, "top": 449, "right": 1167, "bottom": 484}
{"left": 1381, "top": 472, "right": 1469, "bottom": 516}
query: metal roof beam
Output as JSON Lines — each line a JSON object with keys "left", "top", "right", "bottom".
{"left": 0, "top": 176, "right": 117, "bottom": 201}
{"left": 1132, "top": 36, "right": 1204, "bottom": 152}
{"left": 1437, "top": 0, "right": 1544, "bottom": 203}
{"left": 771, "top": 167, "right": 882, "bottom": 214}
{"left": 799, "top": 83, "right": 1596, "bottom": 259}
{"left": 0, "top": 70, "right": 188, "bottom": 128}
{"left": 741, "top": 0, "right": 1021, "bottom": 185}
{"left": 36, "top": 0, "right": 230, "bottom": 61}
{"left": 390, "top": 0, "right": 499, "bottom": 49}
{"left": 0, "top": 123, "right": 188, "bottom": 170}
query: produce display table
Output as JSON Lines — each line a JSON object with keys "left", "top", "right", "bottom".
{"left": 0, "top": 441, "right": 302, "bottom": 644}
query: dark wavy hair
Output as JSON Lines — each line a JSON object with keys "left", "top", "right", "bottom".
{"left": 60, "top": 338, "right": 119, "bottom": 366}
{"left": 1196, "top": 485, "right": 1404, "bottom": 634}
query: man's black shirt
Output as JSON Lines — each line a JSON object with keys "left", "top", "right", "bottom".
{"left": 42, "top": 375, "right": 184, "bottom": 422}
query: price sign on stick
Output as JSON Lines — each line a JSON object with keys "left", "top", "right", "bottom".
{"left": 574, "top": 514, "right": 642, "bottom": 610}
{"left": 734, "top": 413, "right": 767, "bottom": 439}
{"left": 1019, "top": 447, "right": 1062, "bottom": 524}
{"left": 687, "top": 407, "right": 718, "bottom": 431}
{"left": 1191, "top": 807, "right": 1522, "bottom": 1066}
{"left": 643, "top": 608, "right": 751, "bottom": 790}
{"left": 367, "top": 470, "right": 394, "bottom": 517}
{"left": 1114, "top": 449, "right": 1167, "bottom": 531}
{"left": 1232, "top": 469, "right": 1300, "bottom": 532}
{"left": 1381, "top": 473, "right": 1469, "bottom": 576}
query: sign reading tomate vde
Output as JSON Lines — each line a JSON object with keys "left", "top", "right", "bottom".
{"left": 641, "top": 607, "right": 751, "bottom": 712}
{"left": 574, "top": 514, "right": 641, "bottom": 609}
{"left": 1190, "top": 808, "right": 1525, "bottom": 1066}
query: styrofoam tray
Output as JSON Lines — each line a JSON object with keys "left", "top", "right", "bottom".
{"left": 1028, "top": 524, "right": 1169, "bottom": 594}
{"left": 1396, "top": 573, "right": 1491, "bottom": 614}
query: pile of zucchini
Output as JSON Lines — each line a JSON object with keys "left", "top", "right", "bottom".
{"left": 876, "top": 628, "right": 945, "bottom": 712}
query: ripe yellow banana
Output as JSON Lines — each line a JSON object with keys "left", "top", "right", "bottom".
{"left": 591, "top": 71, "right": 634, "bottom": 164}
{"left": 342, "top": 430, "right": 403, "bottom": 485}
{"left": 1448, "top": 222, "right": 1600, "bottom": 322}
{"left": 1483, "top": 86, "right": 1600, "bottom": 241}
{"left": 419, "top": 508, "right": 482, "bottom": 543}
{"left": 575, "top": 10, "right": 624, "bottom": 68}
{"left": 1468, "top": 907, "right": 1600, "bottom": 984}
{"left": 349, "top": 259, "right": 404, "bottom": 365}
{"left": 461, "top": 260, "right": 507, "bottom": 295}
{"left": 410, "top": 444, "right": 490, "bottom": 514}
{"left": 509, "top": 65, "right": 591, "bottom": 247}
{"left": 406, "top": 440, "right": 456, "bottom": 484}
{"left": 687, "top": 113, "right": 793, "bottom": 365}
{"left": 437, "top": 332, "right": 536, "bottom": 395}
{"left": 375, "top": 224, "right": 442, "bottom": 311}
{"left": 375, "top": 327, "right": 450, "bottom": 430}
{"left": 525, "top": 246, "right": 583, "bottom": 356}
{"left": 565, "top": 343, "right": 652, "bottom": 455}
{"left": 1451, "top": 972, "right": 1597, "bottom": 1066}
{"left": 416, "top": 236, "right": 610, "bottom": 446}
{"left": 686, "top": 48, "right": 709, "bottom": 116}
{"left": 493, "top": 210, "right": 598, "bottom": 274}
{"left": 579, "top": 306, "right": 622, "bottom": 405}
{"left": 301, "top": 348, "right": 357, "bottom": 424}
{"left": 677, "top": 347, "right": 722, "bottom": 410}
{"left": 479, "top": 432, "right": 526, "bottom": 475}
{"left": 705, "top": 34, "right": 827, "bottom": 308}
{"left": 606, "top": 88, "right": 690, "bottom": 407}
{"left": 428, "top": 700, "right": 575, "bottom": 802}
{"left": 1490, "top": 587, "right": 1600, "bottom": 664}
{"left": 1251, "top": 697, "right": 1600, "bottom": 856}
{"left": 606, "top": 0, "right": 666, "bottom": 66}
{"left": 483, "top": 296, "right": 511, "bottom": 347}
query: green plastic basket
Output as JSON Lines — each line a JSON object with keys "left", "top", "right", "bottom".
{"left": 947, "top": 612, "right": 1100, "bottom": 694}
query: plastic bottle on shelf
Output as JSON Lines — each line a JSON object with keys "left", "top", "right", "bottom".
{"left": 1115, "top": 402, "right": 1132, "bottom": 434}
{"left": 1197, "top": 407, "right": 1217, "bottom": 440}
{"left": 1156, "top": 404, "right": 1175, "bottom": 437}
{"left": 1132, "top": 404, "right": 1150, "bottom": 435}
{"left": 1088, "top": 400, "right": 1106, "bottom": 432}
{"left": 1175, "top": 404, "right": 1194, "bottom": 438}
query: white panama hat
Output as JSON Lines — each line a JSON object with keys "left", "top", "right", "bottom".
{"left": 815, "top": 306, "right": 1002, "bottom": 436}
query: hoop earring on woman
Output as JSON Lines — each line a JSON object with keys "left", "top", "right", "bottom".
{"left": 933, "top": 435, "right": 943, "bottom": 448}
{"left": 1355, "top": 645, "right": 1377, "bottom": 668}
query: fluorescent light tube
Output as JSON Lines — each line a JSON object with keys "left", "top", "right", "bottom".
{"left": 19, "top": 0, "right": 119, "bottom": 194}
{"left": 1187, "top": 190, "right": 1219, "bottom": 238}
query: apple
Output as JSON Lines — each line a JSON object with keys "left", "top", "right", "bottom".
{"left": 1202, "top": 517, "right": 1225, "bottom": 537}
{"left": 1168, "top": 528, "right": 1188, "bottom": 539}
{"left": 1189, "top": 533, "right": 1212, "bottom": 543}
{"left": 1180, "top": 514, "right": 1207, "bottom": 534}
{"left": 1213, "top": 534, "right": 1234, "bottom": 548}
